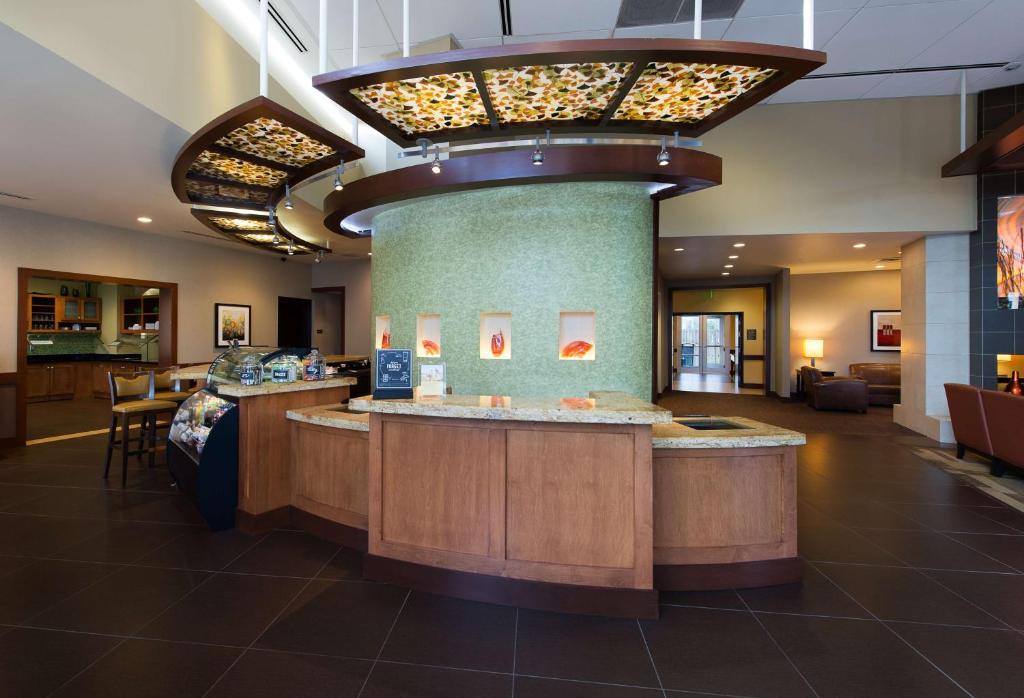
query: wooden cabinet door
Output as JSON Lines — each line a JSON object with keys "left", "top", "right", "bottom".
{"left": 93, "top": 364, "right": 112, "bottom": 398}
{"left": 49, "top": 365, "right": 76, "bottom": 398}
{"left": 82, "top": 298, "right": 101, "bottom": 322}
{"left": 60, "top": 298, "right": 81, "bottom": 322}
{"left": 26, "top": 366, "right": 50, "bottom": 400}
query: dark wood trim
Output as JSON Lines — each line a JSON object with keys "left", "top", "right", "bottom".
{"left": 325, "top": 145, "right": 721, "bottom": 236}
{"left": 205, "top": 143, "right": 299, "bottom": 174}
{"left": 313, "top": 38, "right": 826, "bottom": 146}
{"left": 600, "top": 60, "right": 648, "bottom": 127}
{"left": 652, "top": 199, "right": 660, "bottom": 402}
{"left": 312, "top": 286, "right": 347, "bottom": 354}
{"left": 364, "top": 554, "right": 659, "bottom": 619}
{"left": 0, "top": 372, "right": 17, "bottom": 450}
{"left": 190, "top": 209, "right": 330, "bottom": 256}
{"left": 235, "top": 505, "right": 291, "bottom": 536}
{"left": 290, "top": 507, "right": 368, "bottom": 551}
{"left": 654, "top": 557, "right": 803, "bottom": 591}
{"left": 183, "top": 171, "right": 276, "bottom": 194}
{"left": 744, "top": 354, "right": 766, "bottom": 360}
{"left": 470, "top": 68, "right": 501, "bottom": 132}
{"left": 16, "top": 268, "right": 179, "bottom": 448}
{"left": 943, "top": 109, "right": 1024, "bottom": 177}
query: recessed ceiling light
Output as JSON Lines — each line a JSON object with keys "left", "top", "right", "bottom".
{"left": 853, "top": 243, "right": 866, "bottom": 249}
{"left": 137, "top": 216, "right": 152, "bottom": 223}
{"left": 721, "top": 272, "right": 730, "bottom": 276}
{"left": 728, "top": 255, "right": 738, "bottom": 259}
{"left": 732, "top": 242, "right": 745, "bottom": 248}
{"left": 368, "top": 252, "right": 373, "bottom": 256}
{"left": 724, "top": 264, "right": 734, "bottom": 268}
{"left": 673, "top": 247, "right": 684, "bottom": 252}
{"left": 875, "top": 264, "right": 885, "bottom": 269}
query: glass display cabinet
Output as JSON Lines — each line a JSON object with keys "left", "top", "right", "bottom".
{"left": 205, "top": 346, "right": 309, "bottom": 394}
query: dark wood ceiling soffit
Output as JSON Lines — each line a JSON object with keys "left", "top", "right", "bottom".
{"left": 190, "top": 208, "right": 330, "bottom": 256}
{"left": 172, "top": 96, "right": 364, "bottom": 211}
{"left": 942, "top": 110, "right": 1024, "bottom": 177}
{"left": 323, "top": 144, "right": 723, "bottom": 238}
{"left": 312, "top": 39, "right": 826, "bottom": 147}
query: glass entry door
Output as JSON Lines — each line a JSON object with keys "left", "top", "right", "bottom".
{"left": 677, "top": 314, "right": 729, "bottom": 374}
{"left": 703, "top": 315, "right": 727, "bottom": 371}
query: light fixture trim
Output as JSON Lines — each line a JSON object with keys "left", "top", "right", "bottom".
{"left": 673, "top": 247, "right": 685, "bottom": 252}
{"left": 728, "top": 254, "right": 738, "bottom": 259}
{"left": 853, "top": 243, "right": 867, "bottom": 249}
{"left": 724, "top": 264, "right": 734, "bottom": 268}
{"left": 137, "top": 216, "right": 153, "bottom": 223}
{"left": 732, "top": 242, "right": 745, "bottom": 248}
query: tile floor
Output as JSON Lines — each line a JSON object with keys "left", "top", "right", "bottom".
{"left": 2, "top": 430, "right": 1024, "bottom": 696}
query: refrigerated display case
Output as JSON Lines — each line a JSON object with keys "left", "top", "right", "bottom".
{"left": 205, "top": 346, "right": 308, "bottom": 394}
{"left": 167, "top": 390, "right": 239, "bottom": 530}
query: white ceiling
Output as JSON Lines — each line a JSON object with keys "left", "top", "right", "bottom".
{"left": 272, "top": 0, "right": 1024, "bottom": 102}
{"left": 658, "top": 231, "right": 928, "bottom": 279}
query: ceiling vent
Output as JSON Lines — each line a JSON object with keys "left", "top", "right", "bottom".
{"left": 616, "top": 0, "right": 743, "bottom": 28}
{"left": 0, "top": 190, "right": 32, "bottom": 200}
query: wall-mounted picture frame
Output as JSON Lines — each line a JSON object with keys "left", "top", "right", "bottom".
{"left": 214, "top": 303, "right": 251, "bottom": 348}
{"left": 870, "top": 309, "right": 901, "bottom": 352}
{"left": 997, "top": 195, "right": 1024, "bottom": 309}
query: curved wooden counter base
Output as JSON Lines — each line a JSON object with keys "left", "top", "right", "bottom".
{"left": 655, "top": 557, "right": 803, "bottom": 592}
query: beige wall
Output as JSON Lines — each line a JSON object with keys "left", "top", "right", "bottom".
{"left": 312, "top": 292, "right": 342, "bottom": 355}
{"left": 312, "top": 259, "right": 372, "bottom": 357}
{"left": 1, "top": 205, "right": 313, "bottom": 372}
{"left": 673, "top": 287, "right": 767, "bottom": 384}
{"left": 789, "top": 270, "right": 901, "bottom": 390}
{"left": 660, "top": 96, "right": 975, "bottom": 238}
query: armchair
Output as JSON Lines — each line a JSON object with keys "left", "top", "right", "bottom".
{"left": 800, "top": 366, "right": 869, "bottom": 413}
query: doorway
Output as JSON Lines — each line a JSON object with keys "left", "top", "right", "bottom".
{"left": 673, "top": 312, "right": 757, "bottom": 394}
{"left": 311, "top": 286, "right": 346, "bottom": 356}
{"left": 277, "top": 296, "right": 313, "bottom": 348}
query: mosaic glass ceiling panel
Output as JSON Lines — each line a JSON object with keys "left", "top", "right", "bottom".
{"left": 209, "top": 217, "right": 272, "bottom": 232}
{"left": 350, "top": 72, "right": 489, "bottom": 135}
{"left": 215, "top": 117, "right": 336, "bottom": 167}
{"left": 189, "top": 150, "right": 289, "bottom": 187}
{"left": 184, "top": 180, "right": 269, "bottom": 205}
{"left": 613, "top": 62, "right": 776, "bottom": 123}
{"left": 483, "top": 62, "right": 633, "bottom": 123}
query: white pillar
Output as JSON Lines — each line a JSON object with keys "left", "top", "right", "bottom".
{"left": 893, "top": 234, "right": 970, "bottom": 443}
{"left": 960, "top": 70, "right": 967, "bottom": 152}
{"left": 259, "top": 0, "right": 269, "bottom": 96}
{"left": 402, "top": 0, "right": 410, "bottom": 57}
{"left": 318, "top": 0, "right": 327, "bottom": 74}
{"left": 802, "top": 0, "right": 814, "bottom": 49}
{"left": 352, "top": 0, "right": 359, "bottom": 68}
{"left": 693, "top": 0, "right": 702, "bottom": 40}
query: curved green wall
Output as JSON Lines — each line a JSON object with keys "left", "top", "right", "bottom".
{"left": 371, "top": 182, "right": 653, "bottom": 399}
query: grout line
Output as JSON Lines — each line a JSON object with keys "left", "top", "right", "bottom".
{"left": 356, "top": 588, "right": 411, "bottom": 697}
{"left": 635, "top": 618, "right": 667, "bottom": 698}
{"left": 510, "top": 608, "right": 518, "bottom": 697}
{"left": 735, "top": 593, "right": 821, "bottom": 698}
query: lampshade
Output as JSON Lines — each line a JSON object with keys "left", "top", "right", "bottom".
{"left": 803, "top": 339, "right": 824, "bottom": 359}
{"left": 997, "top": 354, "right": 1012, "bottom": 362}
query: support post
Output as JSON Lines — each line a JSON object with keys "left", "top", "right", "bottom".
{"left": 960, "top": 69, "right": 967, "bottom": 152}
{"left": 259, "top": 0, "right": 269, "bottom": 97}
{"left": 802, "top": 0, "right": 814, "bottom": 50}
{"left": 403, "top": 0, "right": 410, "bottom": 57}
{"left": 352, "top": 0, "right": 359, "bottom": 68}
{"left": 319, "top": 0, "right": 327, "bottom": 74}
{"left": 693, "top": 0, "right": 702, "bottom": 40}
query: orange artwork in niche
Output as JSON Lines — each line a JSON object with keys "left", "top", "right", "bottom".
{"left": 421, "top": 339, "right": 440, "bottom": 356}
{"left": 380, "top": 330, "right": 391, "bottom": 349}
{"left": 560, "top": 340, "right": 593, "bottom": 359}
{"left": 490, "top": 330, "right": 505, "bottom": 357}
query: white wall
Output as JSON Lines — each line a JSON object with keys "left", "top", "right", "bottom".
{"left": 0, "top": 205, "right": 313, "bottom": 371}
{"left": 661, "top": 97, "right": 975, "bottom": 238}
{"left": 311, "top": 259, "right": 372, "bottom": 357}
{"left": 789, "top": 270, "right": 902, "bottom": 390}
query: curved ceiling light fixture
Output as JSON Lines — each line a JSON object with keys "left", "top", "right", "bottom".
{"left": 190, "top": 208, "right": 329, "bottom": 257}
{"left": 312, "top": 39, "right": 825, "bottom": 147}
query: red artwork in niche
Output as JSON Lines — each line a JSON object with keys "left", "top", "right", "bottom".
{"left": 380, "top": 330, "right": 391, "bottom": 349}
{"left": 560, "top": 340, "right": 593, "bottom": 359}
{"left": 490, "top": 330, "right": 505, "bottom": 357}
{"left": 421, "top": 339, "right": 440, "bottom": 356}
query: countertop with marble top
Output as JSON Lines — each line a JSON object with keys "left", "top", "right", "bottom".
{"left": 347, "top": 390, "right": 673, "bottom": 425}
{"left": 652, "top": 416, "right": 805, "bottom": 449}
{"left": 287, "top": 403, "right": 369, "bottom": 431}
{"left": 214, "top": 376, "right": 356, "bottom": 398}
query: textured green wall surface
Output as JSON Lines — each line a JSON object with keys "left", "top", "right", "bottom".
{"left": 371, "top": 182, "right": 653, "bottom": 399}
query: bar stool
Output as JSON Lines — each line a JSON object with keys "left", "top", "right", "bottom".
{"left": 103, "top": 372, "right": 178, "bottom": 487}
{"left": 153, "top": 369, "right": 193, "bottom": 403}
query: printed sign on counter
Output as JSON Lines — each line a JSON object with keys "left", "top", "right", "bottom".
{"left": 374, "top": 349, "right": 413, "bottom": 399}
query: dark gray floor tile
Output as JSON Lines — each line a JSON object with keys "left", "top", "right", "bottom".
{"left": 948, "top": 532, "right": 1024, "bottom": 573}
{"left": 0, "top": 627, "right": 118, "bottom": 698}
{"left": 31, "top": 565, "right": 208, "bottom": 635}
{"left": 757, "top": 613, "right": 967, "bottom": 697}
{"left": 256, "top": 579, "right": 407, "bottom": 658}
{"left": 515, "top": 676, "right": 664, "bottom": 697}
{"left": 0, "top": 553, "right": 35, "bottom": 577}
{"left": 362, "top": 662, "right": 512, "bottom": 697}
{"left": 135, "top": 528, "right": 262, "bottom": 571}
{"left": 316, "top": 546, "right": 365, "bottom": 580}
{"left": 206, "top": 649, "right": 370, "bottom": 698}
{"left": 855, "top": 528, "right": 1015, "bottom": 572}
{"left": 738, "top": 565, "right": 871, "bottom": 618}
{"left": 658, "top": 588, "right": 744, "bottom": 609}
{"left": 515, "top": 610, "right": 659, "bottom": 687}
{"left": 381, "top": 591, "right": 515, "bottom": 672}
{"left": 0, "top": 483, "right": 51, "bottom": 509}
{"left": 0, "top": 558, "right": 117, "bottom": 624}
{"left": 883, "top": 503, "right": 1020, "bottom": 534}
{"left": 0, "top": 513, "right": 108, "bottom": 556}
{"left": 925, "top": 570, "right": 1024, "bottom": 630}
{"left": 51, "top": 521, "right": 187, "bottom": 564}
{"left": 138, "top": 572, "right": 306, "bottom": 646}
{"left": 225, "top": 530, "right": 339, "bottom": 577}
{"left": 642, "top": 605, "right": 813, "bottom": 697}
{"left": 52, "top": 638, "right": 241, "bottom": 698}
{"left": 797, "top": 525, "right": 905, "bottom": 565}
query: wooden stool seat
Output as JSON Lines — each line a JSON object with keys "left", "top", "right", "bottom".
{"left": 104, "top": 371, "right": 179, "bottom": 487}
{"left": 153, "top": 391, "right": 191, "bottom": 402}
{"left": 112, "top": 399, "right": 179, "bottom": 413}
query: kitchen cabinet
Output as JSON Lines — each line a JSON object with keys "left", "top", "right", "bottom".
{"left": 27, "top": 364, "right": 77, "bottom": 402}
{"left": 92, "top": 362, "right": 157, "bottom": 398}
{"left": 56, "top": 296, "right": 101, "bottom": 331}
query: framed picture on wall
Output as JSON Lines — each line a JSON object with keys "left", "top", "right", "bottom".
{"left": 214, "top": 303, "right": 251, "bottom": 348}
{"left": 870, "top": 310, "right": 901, "bottom": 352}
{"left": 997, "top": 195, "right": 1024, "bottom": 309}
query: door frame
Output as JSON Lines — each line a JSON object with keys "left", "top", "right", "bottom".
{"left": 673, "top": 312, "right": 745, "bottom": 383}
{"left": 311, "top": 285, "right": 346, "bottom": 355}
{"left": 14, "top": 267, "right": 179, "bottom": 448}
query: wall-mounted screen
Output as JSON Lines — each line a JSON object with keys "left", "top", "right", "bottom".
{"left": 998, "top": 195, "right": 1024, "bottom": 310}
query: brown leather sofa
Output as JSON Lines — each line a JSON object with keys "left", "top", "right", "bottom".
{"left": 944, "top": 383, "right": 994, "bottom": 464}
{"left": 980, "top": 389, "right": 1024, "bottom": 478}
{"left": 849, "top": 363, "right": 901, "bottom": 406}
{"left": 800, "top": 366, "right": 868, "bottom": 413}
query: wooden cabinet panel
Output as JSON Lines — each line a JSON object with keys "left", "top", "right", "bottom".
{"left": 49, "top": 365, "right": 76, "bottom": 397}
{"left": 26, "top": 366, "right": 50, "bottom": 400}
{"left": 58, "top": 298, "right": 81, "bottom": 322}
{"left": 378, "top": 419, "right": 493, "bottom": 557}
{"left": 506, "top": 429, "right": 636, "bottom": 569}
{"left": 291, "top": 422, "right": 368, "bottom": 530}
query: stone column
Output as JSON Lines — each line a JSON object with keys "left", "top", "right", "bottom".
{"left": 894, "top": 234, "right": 970, "bottom": 442}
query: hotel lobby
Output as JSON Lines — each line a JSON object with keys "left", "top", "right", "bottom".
{"left": 2, "top": 1, "right": 1024, "bottom": 696}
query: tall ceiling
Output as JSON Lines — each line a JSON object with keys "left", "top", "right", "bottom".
{"left": 271, "top": 0, "right": 1024, "bottom": 101}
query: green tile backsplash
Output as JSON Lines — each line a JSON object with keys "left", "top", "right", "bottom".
{"left": 27, "top": 333, "right": 103, "bottom": 355}
{"left": 371, "top": 182, "right": 653, "bottom": 399}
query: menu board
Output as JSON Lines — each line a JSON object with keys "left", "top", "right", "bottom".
{"left": 374, "top": 349, "right": 413, "bottom": 399}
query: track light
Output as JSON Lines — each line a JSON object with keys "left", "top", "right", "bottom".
{"left": 333, "top": 163, "right": 344, "bottom": 191}
{"left": 532, "top": 137, "right": 544, "bottom": 166}
{"left": 431, "top": 147, "right": 442, "bottom": 174}
{"left": 314, "top": 249, "right": 323, "bottom": 263}
{"left": 284, "top": 182, "right": 294, "bottom": 209}
{"left": 272, "top": 225, "right": 281, "bottom": 245}
{"left": 287, "top": 238, "right": 295, "bottom": 255}
{"left": 656, "top": 136, "right": 671, "bottom": 167}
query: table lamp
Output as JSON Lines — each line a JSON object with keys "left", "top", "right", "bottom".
{"left": 803, "top": 338, "right": 824, "bottom": 368}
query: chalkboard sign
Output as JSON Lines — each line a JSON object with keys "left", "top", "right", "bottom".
{"left": 373, "top": 349, "right": 413, "bottom": 399}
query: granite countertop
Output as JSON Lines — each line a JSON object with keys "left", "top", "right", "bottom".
{"left": 286, "top": 403, "right": 369, "bottom": 432}
{"left": 652, "top": 416, "right": 806, "bottom": 449}
{"left": 323, "top": 354, "right": 369, "bottom": 364}
{"left": 169, "top": 364, "right": 211, "bottom": 381}
{"left": 215, "top": 375, "right": 356, "bottom": 398}
{"left": 27, "top": 353, "right": 146, "bottom": 364}
{"left": 348, "top": 390, "right": 672, "bottom": 425}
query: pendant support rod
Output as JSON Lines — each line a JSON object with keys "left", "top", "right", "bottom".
{"left": 318, "top": 0, "right": 327, "bottom": 74}
{"left": 960, "top": 69, "right": 967, "bottom": 152}
{"left": 803, "top": 0, "right": 814, "bottom": 50}
{"left": 259, "top": 0, "right": 269, "bottom": 96}
{"left": 403, "top": 0, "right": 410, "bottom": 57}
{"left": 693, "top": 0, "right": 702, "bottom": 40}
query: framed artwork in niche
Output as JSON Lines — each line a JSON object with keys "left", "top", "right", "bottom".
{"left": 997, "top": 195, "right": 1024, "bottom": 309}
{"left": 870, "top": 310, "right": 901, "bottom": 352}
{"left": 214, "top": 303, "right": 251, "bottom": 348}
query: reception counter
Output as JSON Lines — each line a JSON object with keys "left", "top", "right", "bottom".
{"left": 283, "top": 393, "right": 804, "bottom": 618}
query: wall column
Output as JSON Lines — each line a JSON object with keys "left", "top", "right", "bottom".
{"left": 894, "top": 234, "right": 970, "bottom": 442}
